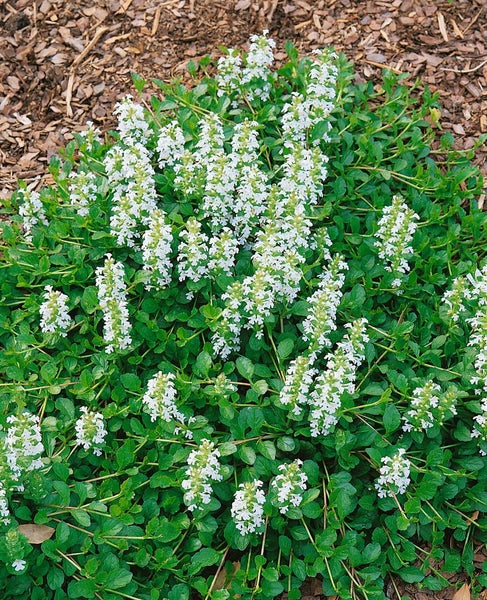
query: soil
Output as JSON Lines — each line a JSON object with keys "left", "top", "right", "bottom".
{"left": 0, "top": 0, "right": 486, "bottom": 598}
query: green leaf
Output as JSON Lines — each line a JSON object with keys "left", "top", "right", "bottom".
{"left": 277, "top": 338, "right": 294, "bottom": 359}
{"left": 72, "top": 509, "right": 91, "bottom": 527}
{"left": 107, "top": 568, "right": 133, "bottom": 589}
{"left": 277, "top": 437, "right": 296, "bottom": 452}
{"left": 68, "top": 580, "right": 96, "bottom": 598}
{"left": 236, "top": 357, "right": 254, "bottom": 380}
{"left": 120, "top": 373, "right": 141, "bottom": 392}
{"left": 399, "top": 566, "right": 424, "bottom": 583}
{"left": 168, "top": 584, "right": 189, "bottom": 600}
{"left": 383, "top": 403, "right": 401, "bottom": 433}
{"left": 193, "top": 351, "right": 213, "bottom": 378}
{"left": 239, "top": 445, "right": 256, "bottom": 465}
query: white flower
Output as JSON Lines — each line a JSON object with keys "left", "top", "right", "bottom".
{"left": 77, "top": 120, "right": 102, "bottom": 151}
{"left": 241, "top": 31, "right": 276, "bottom": 102}
{"left": 208, "top": 228, "right": 239, "bottom": 277}
{"left": 442, "top": 276, "right": 471, "bottom": 323}
{"left": 302, "top": 255, "right": 348, "bottom": 359}
{"left": 270, "top": 460, "right": 308, "bottom": 514}
{"left": 104, "top": 143, "right": 158, "bottom": 247}
{"left": 11, "top": 559, "right": 26, "bottom": 572}
{"left": 0, "top": 484, "right": 10, "bottom": 525}
{"left": 68, "top": 169, "right": 98, "bottom": 217}
{"left": 216, "top": 48, "right": 242, "bottom": 97}
{"left": 231, "top": 480, "right": 266, "bottom": 535}
{"left": 402, "top": 381, "right": 442, "bottom": 432}
{"left": 177, "top": 217, "right": 210, "bottom": 282}
{"left": 374, "top": 194, "right": 419, "bottom": 287}
{"left": 114, "top": 95, "right": 151, "bottom": 145}
{"left": 281, "top": 49, "right": 338, "bottom": 146}
{"left": 308, "top": 319, "right": 368, "bottom": 436}
{"left": 280, "top": 356, "right": 317, "bottom": 417}
{"left": 213, "top": 373, "right": 237, "bottom": 397}
{"left": 157, "top": 122, "right": 185, "bottom": 168}
{"left": 471, "top": 398, "right": 487, "bottom": 455}
{"left": 375, "top": 448, "right": 411, "bottom": 498}
{"left": 5, "top": 412, "right": 44, "bottom": 480}
{"left": 142, "top": 209, "right": 173, "bottom": 289}
{"left": 39, "top": 286, "right": 72, "bottom": 336}
{"left": 95, "top": 254, "right": 132, "bottom": 353}
{"left": 142, "top": 371, "right": 185, "bottom": 424}
{"left": 18, "top": 189, "right": 49, "bottom": 242}
{"left": 182, "top": 439, "right": 222, "bottom": 511}
{"left": 75, "top": 407, "right": 107, "bottom": 455}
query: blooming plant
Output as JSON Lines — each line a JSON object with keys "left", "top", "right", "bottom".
{"left": 0, "top": 32, "right": 486, "bottom": 600}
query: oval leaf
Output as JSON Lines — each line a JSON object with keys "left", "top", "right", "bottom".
{"left": 18, "top": 523, "right": 55, "bottom": 544}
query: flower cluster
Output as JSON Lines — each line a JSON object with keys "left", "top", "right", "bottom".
{"left": 181, "top": 439, "right": 222, "bottom": 511}
{"left": 0, "top": 412, "right": 44, "bottom": 526}
{"left": 279, "top": 356, "right": 317, "bottom": 417}
{"left": 18, "top": 189, "right": 49, "bottom": 242}
{"left": 5, "top": 412, "right": 44, "bottom": 484}
{"left": 157, "top": 121, "right": 185, "bottom": 168}
{"left": 68, "top": 169, "right": 98, "bottom": 217}
{"left": 471, "top": 399, "right": 487, "bottom": 455}
{"left": 231, "top": 479, "right": 266, "bottom": 535}
{"left": 1, "top": 529, "right": 28, "bottom": 573}
{"left": 177, "top": 217, "right": 210, "bottom": 283}
{"left": 141, "top": 209, "right": 173, "bottom": 289}
{"left": 375, "top": 448, "right": 411, "bottom": 498}
{"left": 104, "top": 142, "right": 157, "bottom": 247}
{"left": 374, "top": 194, "right": 419, "bottom": 288}
{"left": 216, "top": 48, "right": 242, "bottom": 97}
{"left": 216, "top": 31, "right": 276, "bottom": 102}
{"left": 212, "top": 373, "right": 237, "bottom": 397}
{"left": 302, "top": 254, "right": 348, "bottom": 360}
{"left": 212, "top": 142, "right": 332, "bottom": 357}
{"left": 402, "top": 381, "right": 440, "bottom": 432}
{"left": 141, "top": 371, "right": 185, "bottom": 425}
{"left": 442, "top": 275, "right": 472, "bottom": 323}
{"left": 77, "top": 120, "right": 103, "bottom": 152}
{"left": 74, "top": 407, "right": 107, "bottom": 456}
{"left": 465, "top": 266, "right": 487, "bottom": 392}
{"left": 308, "top": 319, "right": 369, "bottom": 436}
{"left": 270, "top": 460, "right": 308, "bottom": 515}
{"left": 114, "top": 95, "right": 151, "bottom": 146}
{"left": 281, "top": 48, "right": 338, "bottom": 146}
{"left": 39, "top": 286, "right": 72, "bottom": 336}
{"left": 241, "top": 31, "right": 276, "bottom": 102}
{"left": 402, "top": 381, "right": 457, "bottom": 432}
{"left": 95, "top": 254, "right": 132, "bottom": 353}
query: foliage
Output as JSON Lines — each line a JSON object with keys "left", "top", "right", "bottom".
{"left": 0, "top": 32, "right": 486, "bottom": 600}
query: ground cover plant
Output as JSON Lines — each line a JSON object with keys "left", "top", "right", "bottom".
{"left": 0, "top": 32, "right": 486, "bottom": 600}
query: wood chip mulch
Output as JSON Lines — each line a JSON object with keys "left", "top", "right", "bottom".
{"left": 0, "top": 0, "right": 486, "bottom": 598}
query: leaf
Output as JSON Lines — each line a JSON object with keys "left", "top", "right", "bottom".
{"left": 452, "top": 584, "right": 471, "bottom": 600}
{"left": 236, "top": 357, "right": 254, "bottom": 380}
{"left": 277, "top": 338, "right": 294, "bottom": 360}
{"left": 18, "top": 523, "right": 55, "bottom": 544}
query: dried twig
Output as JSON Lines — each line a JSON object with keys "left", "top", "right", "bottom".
{"left": 71, "top": 26, "right": 110, "bottom": 68}
{"left": 364, "top": 59, "right": 402, "bottom": 74}
{"left": 437, "top": 12, "right": 449, "bottom": 43}
{"left": 462, "top": 8, "right": 483, "bottom": 36}
{"left": 65, "top": 73, "right": 75, "bottom": 118}
{"left": 117, "top": 0, "right": 134, "bottom": 13}
{"left": 151, "top": 5, "right": 163, "bottom": 36}
{"left": 441, "top": 59, "right": 487, "bottom": 74}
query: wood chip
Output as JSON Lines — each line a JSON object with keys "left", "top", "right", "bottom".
{"left": 437, "top": 12, "right": 448, "bottom": 42}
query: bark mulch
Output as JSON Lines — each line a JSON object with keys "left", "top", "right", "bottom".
{"left": 0, "top": 0, "right": 486, "bottom": 598}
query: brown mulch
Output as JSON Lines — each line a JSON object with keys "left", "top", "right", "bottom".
{"left": 0, "top": 0, "right": 486, "bottom": 598}
{"left": 1, "top": 0, "right": 486, "bottom": 200}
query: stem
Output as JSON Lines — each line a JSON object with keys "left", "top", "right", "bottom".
{"left": 204, "top": 546, "right": 230, "bottom": 600}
